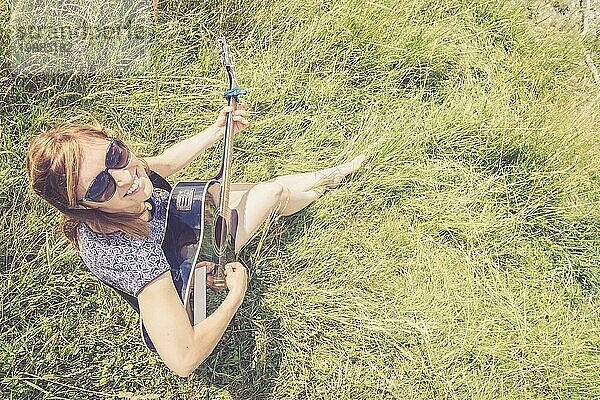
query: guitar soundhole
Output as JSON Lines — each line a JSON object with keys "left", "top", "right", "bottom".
{"left": 214, "top": 216, "right": 227, "bottom": 248}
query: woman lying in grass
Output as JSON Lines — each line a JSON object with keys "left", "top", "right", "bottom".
{"left": 25, "top": 104, "right": 365, "bottom": 377}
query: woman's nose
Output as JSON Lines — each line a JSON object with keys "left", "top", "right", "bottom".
{"left": 108, "top": 167, "right": 135, "bottom": 188}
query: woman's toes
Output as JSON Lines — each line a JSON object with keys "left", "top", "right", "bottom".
{"left": 339, "top": 154, "right": 366, "bottom": 176}
{"left": 313, "top": 154, "right": 367, "bottom": 192}
{"left": 351, "top": 154, "right": 366, "bottom": 171}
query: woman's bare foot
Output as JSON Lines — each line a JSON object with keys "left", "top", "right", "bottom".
{"left": 312, "top": 154, "right": 367, "bottom": 193}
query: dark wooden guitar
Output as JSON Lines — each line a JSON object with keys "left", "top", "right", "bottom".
{"left": 161, "top": 37, "right": 247, "bottom": 325}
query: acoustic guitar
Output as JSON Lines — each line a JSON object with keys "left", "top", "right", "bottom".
{"left": 161, "top": 37, "right": 247, "bottom": 325}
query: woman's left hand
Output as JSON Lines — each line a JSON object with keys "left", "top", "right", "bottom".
{"left": 212, "top": 103, "right": 249, "bottom": 138}
{"left": 196, "top": 261, "right": 225, "bottom": 292}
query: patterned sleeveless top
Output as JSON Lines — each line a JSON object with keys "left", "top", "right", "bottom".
{"left": 77, "top": 190, "right": 171, "bottom": 297}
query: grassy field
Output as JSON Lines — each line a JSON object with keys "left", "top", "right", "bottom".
{"left": 2, "top": 0, "right": 600, "bottom": 398}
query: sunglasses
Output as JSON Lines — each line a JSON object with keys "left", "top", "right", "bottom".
{"left": 79, "top": 137, "right": 132, "bottom": 203}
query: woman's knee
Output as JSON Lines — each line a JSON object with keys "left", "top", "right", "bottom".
{"left": 259, "top": 181, "right": 289, "bottom": 210}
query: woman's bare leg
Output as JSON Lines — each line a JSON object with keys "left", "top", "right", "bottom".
{"left": 271, "top": 155, "right": 366, "bottom": 192}
{"left": 233, "top": 182, "right": 321, "bottom": 252}
{"left": 229, "top": 183, "right": 259, "bottom": 209}
{"left": 232, "top": 155, "right": 366, "bottom": 252}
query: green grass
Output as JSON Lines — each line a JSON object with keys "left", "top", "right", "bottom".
{"left": 2, "top": 0, "right": 600, "bottom": 398}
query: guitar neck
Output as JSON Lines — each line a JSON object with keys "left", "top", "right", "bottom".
{"left": 216, "top": 72, "right": 240, "bottom": 220}
{"left": 218, "top": 97, "right": 236, "bottom": 220}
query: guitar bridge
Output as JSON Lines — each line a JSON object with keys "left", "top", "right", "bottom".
{"left": 176, "top": 188, "right": 195, "bottom": 211}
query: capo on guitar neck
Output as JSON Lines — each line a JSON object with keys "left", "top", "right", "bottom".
{"left": 223, "top": 88, "right": 248, "bottom": 102}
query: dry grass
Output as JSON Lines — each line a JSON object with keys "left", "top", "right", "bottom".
{"left": 1, "top": 0, "right": 599, "bottom": 398}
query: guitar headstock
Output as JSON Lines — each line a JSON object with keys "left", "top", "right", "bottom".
{"left": 218, "top": 37, "right": 238, "bottom": 89}
{"left": 218, "top": 37, "right": 233, "bottom": 68}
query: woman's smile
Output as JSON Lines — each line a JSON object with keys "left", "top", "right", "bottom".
{"left": 124, "top": 169, "right": 142, "bottom": 197}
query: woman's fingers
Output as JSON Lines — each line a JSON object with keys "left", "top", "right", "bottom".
{"left": 224, "top": 263, "right": 234, "bottom": 275}
{"left": 224, "top": 261, "right": 243, "bottom": 274}
{"left": 216, "top": 104, "right": 250, "bottom": 133}
{"left": 232, "top": 116, "right": 248, "bottom": 123}
{"left": 195, "top": 261, "right": 215, "bottom": 273}
{"left": 222, "top": 105, "right": 248, "bottom": 114}
{"left": 233, "top": 110, "right": 249, "bottom": 118}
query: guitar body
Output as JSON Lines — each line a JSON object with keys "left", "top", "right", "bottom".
{"left": 161, "top": 180, "right": 235, "bottom": 320}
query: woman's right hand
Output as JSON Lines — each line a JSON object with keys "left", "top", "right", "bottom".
{"left": 212, "top": 104, "right": 249, "bottom": 138}
{"left": 224, "top": 262, "right": 247, "bottom": 302}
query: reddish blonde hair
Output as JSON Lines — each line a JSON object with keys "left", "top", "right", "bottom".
{"left": 26, "top": 122, "right": 152, "bottom": 249}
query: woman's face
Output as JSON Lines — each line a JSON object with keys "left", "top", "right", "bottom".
{"left": 75, "top": 138, "right": 154, "bottom": 214}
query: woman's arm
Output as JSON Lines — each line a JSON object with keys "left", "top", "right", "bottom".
{"left": 143, "top": 124, "right": 222, "bottom": 178}
{"left": 144, "top": 105, "right": 248, "bottom": 178}
{"left": 138, "top": 262, "right": 247, "bottom": 377}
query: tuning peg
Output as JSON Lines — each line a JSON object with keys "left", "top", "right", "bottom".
{"left": 223, "top": 88, "right": 248, "bottom": 102}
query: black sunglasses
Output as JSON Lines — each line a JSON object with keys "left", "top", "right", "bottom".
{"left": 79, "top": 137, "right": 132, "bottom": 203}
